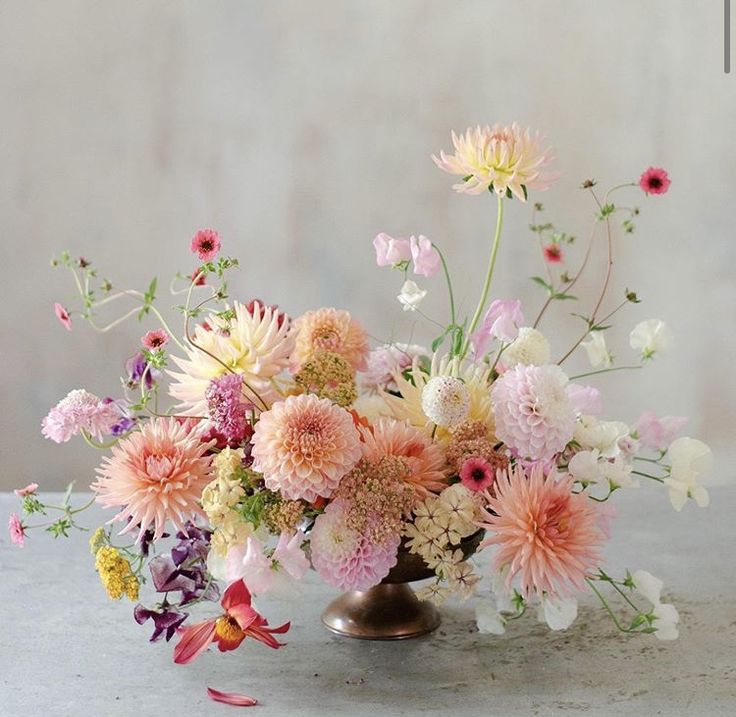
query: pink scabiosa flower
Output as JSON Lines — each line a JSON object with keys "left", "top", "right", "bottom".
{"left": 634, "top": 411, "right": 687, "bottom": 452}
{"left": 251, "top": 394, "right": 362, "bottom": 502}
{"left": 373, "top": 233, "right": 411, "bottom": 267}
{"left": 491, "top": 364, "right": 576, "bottom": 461}
{"left": 8, "top": 513, "right": 26, "bottom": 547}
{"left": 41, "top": 389, "right": 121, "bottom": 443}
{"left": 639, "top": 167, "right": 671, "bottom": 195}
{"left": 141, "top": 329, "right": 169, "bottom": 350}
{"left": 310, "top": 501, "right": 400, "bottom": 591}
{"left": 459, "top": 456, "right": 495, "bottom": 492}
{"left": 432, "top": 124, "right": 558, "bottom": 200}
{"left": 54, "top": 303, "right": 72, "bottom": 331}
{"left": 480, "top": 464, "right": 605, "bottom": 597}
{"left": 291, "top": 308, "right": 369, "bottom": 372}
{"left": 410, "top": 235, "right": 441, "bottom": 277}
{"left": 190, "top": 228, "right": 221, "bottom": 262}
{"left": 543, "top": 244, "right": 563, "bottom": 263}
{"left": 91, "top": 417, "right": 214, "bottom": 541}
{"left": 205, "top": 373, "right": 253, "bottom": 444}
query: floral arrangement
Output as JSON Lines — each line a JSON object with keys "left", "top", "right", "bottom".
{"left": 9, "top": 124, "right": 712, "bottom": 707}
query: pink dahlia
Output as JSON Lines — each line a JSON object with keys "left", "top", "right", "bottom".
{"left": 491, "top": 364, "right": 576, "bottom": 461}
{"left": 91, "top": 417, "right": 214, "bottom": 541}
{"left": 41, "top": 389, "right": 121, "bottom": 443}
{"left": 639, "top": 167, "right": 671, "bottom": 195}
{"left": 291, "top": 308, "right": 369, "bottom": 372}
{"left": 459, "top": 456, "right": 495, "bottom": 492}
{"left": 8, "top": 513, "right": 26, "bottom": 547}
{"left": 310, "top": 501, "right": 400, "bottom": 591}
{"left": 480, "top": 464, "right": 605, "bottom": 597}
{"left": 251, "top": 394, "right": 362, "bottom": 502}
{"left": 360, "top": 418, "right": 447, "bottom": 497}
{"left": 190, "top": 228, "right": 221, "bottom": 261}
{"left": 141, "top": 329, "right": 169, "bottom": 350}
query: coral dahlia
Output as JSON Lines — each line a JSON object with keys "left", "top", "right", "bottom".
{"left": 291, "top": 308, "right": 369, "bottom": 372}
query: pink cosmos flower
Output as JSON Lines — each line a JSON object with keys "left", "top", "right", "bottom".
{"left": 141, "top": 329, "right": 169, "bottom": 350}
{"left": 480, "top": 464, "right": 605, "bottom": 597}
{"left": 190, "top": 228, "right": 221, "bottom": 262}
{"left": 410, "top": 235, "right": 441, "bottom": 277}
{"left": 634, "top": 411, "right": 687, "bottom": 452}
{"left": 459, "top": 456, "right": 495, "bottom": 492}
{"left": 14, "top": 483, "right": 39, "bottom": 498}
{"left": 173, "top": 579, "right": 289, "bottom": 664}
{"left": 639, "top": 167, "right": 671, "bottom": 195}
{"left": 471, "top": 299, "right": 524, "bottom": 357}
{"left": 8, "top": 513, "right": 25, "bottom": 547}
{"left": 543, "top": 244, "right": 563, "bottom": 263}
{"left": 54, "top": 303, "right": 72, "bottom": 331}
{"left": 373, "top": 233, "right": 411, "bottom": 267}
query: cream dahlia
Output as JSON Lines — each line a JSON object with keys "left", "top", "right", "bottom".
{"left": 360, "top": 418, "right": 447, "bottom": 497}
{"left": 91, "top": 417, "right": 214, "bottom": 541}
{"left": 290, "top": 308, "right": 369, "bottom": 372}
{"left": 251, "top": 394, "right": 361, "bottom": 502}
{"left": 491, "top": 364, "right": 576, "bottom": 461}
{"left": 168, "top": 301, "right": 293, "bottom": 416}
{"left": 310, "top": 501, "right": 400, "bottom": 591}
{"left": 432, "top": 124, "right": 558, "bottom": 200}
{"left": 480, "top": 464, "right": 605, "bottom": 597}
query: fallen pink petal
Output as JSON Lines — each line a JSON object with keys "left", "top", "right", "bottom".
{"left": 207, "top": 687, "right": 258, "bottom": 707}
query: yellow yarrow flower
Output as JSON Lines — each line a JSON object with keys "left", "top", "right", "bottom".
{"left": 94, "top": 545, "right": 140, "bottom": 601}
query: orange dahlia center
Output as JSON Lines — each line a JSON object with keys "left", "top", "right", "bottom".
{"left": 215, "top": 615, "right": 244, "bottom": 643}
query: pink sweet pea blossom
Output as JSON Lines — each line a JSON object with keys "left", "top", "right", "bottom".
{"left": 54, "top": 303, "right": 72, "bottom": 331}
{"left": 8, "top": 513, "right": 25, "bottom": 547}
{"left": 634, "top": 411, "right": 687, "bottom": 452}
{"left": 470, "top": 299, "right": 524, "bottom": 356}
{"left": 567, "top": 384, "right": 603, "bottom": 416}
{"left": 410, "top": 235, "right": 441, "bottom": 277}
{"left": 373, "top": 233, "right": 411, "bottom": 267}
{"left": 190, "top": 228, "right": 221, "bottom": 262}
{"left": 14, "top": 483, "right": 39, "bottom": 498}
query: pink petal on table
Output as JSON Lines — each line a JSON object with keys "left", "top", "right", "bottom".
{"left": 207, "top": 687, "right": 258, "bottom": 707}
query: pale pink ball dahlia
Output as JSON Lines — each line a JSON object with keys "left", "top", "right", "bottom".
{"left": 251, "top": 394, "right": 361, "bottom": 502}
{"left": 291, "top": 308, "right": 369, "bottom": 372}
{"left": 491, "top": 364, "right": 575, "bottom": 461}
{"left": 480, "top": 463, "right": 605, "bottom": 597}
{"left": 91, "top": 417, "right": 214, "bottom": 541}
{"left": 310, "top": 501, "right": 400, "bottom": 591}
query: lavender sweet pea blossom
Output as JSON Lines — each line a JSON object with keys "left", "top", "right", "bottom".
{"left": 470, "top": 299, "right": 524, "bottom": 357}
{"left": 134, "top": 604, "right": 188, "bottom": 642}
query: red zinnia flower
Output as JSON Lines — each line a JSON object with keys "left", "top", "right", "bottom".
{"left": 173, "top": 579, "right": 289, "bottom": 664}
{"left": 639, "top": 167, "right": 671, "bottom": 195}
{"left": 542, "top": 244, "right": 563, "bottom": 263}
{"left": 190, "top": 228, "right": 221, "bottom": 262}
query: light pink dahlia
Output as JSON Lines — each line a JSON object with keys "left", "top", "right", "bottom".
{"left": 291, "top": 308, "right": 369, "bottom": 372}
{"left": 310, "top": 501, "right": 400, "bottom": 591}
{"left": 491, "top": 364, "right": 576, "bottom": 461}
{"left": 251, "top": 394, "right": 361, "bottom": 502}
{"left": 91, "top": 417, "right": 214, "bottom": 541}
{"left": 480, "top": 464, "right": 605, "bottom": 597}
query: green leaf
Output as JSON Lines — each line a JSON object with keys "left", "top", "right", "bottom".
{"left": 551, "top": 292, "right": 578, "bottom": 301}
{"left": 431, "top": 333, "right": 447, "bottom": 353}
{"left": 530, "top": 276, "right": 553, "bottom": 293}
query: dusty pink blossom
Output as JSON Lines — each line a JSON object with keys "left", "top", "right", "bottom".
{"left": 373, "top": 233, "right": 411, "bottom": 267}
{"left": 141, "top": 329, "right": 169, "bottom": 350}
{"left": 410, "top": 235, "right": 441, "bottom": 277}
{"left": 543, "top": 244, "right": 563, "bottom": 263}
{"left": 14, "top": 483, "right": 39, "bottom": 498}
{"left": 639, "top": 167, "right": 671, "bottom": 195}
{"left": 459, "top": 456, "right": 495, "bottom": 492}
{"left": 54, "top": 303, "right": 72, "bottom": 331}
{"left": 190, "top": 228, "right": 221, "bottom": 262}
{"left": 471, "top": 299, "right": 524, "bottom": 357}
{"left": 634, "top": 411, "right": 687, "bottom": 452}
{"left": 41, "top": 389, "right": 121, "bottom": 443}
{"left": 8, "top": 513, "right": 25, "bottom": 547}
{"left": 567, "top": 384, "right": 603, "bottom": 416}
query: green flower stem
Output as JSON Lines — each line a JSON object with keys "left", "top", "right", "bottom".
{"left": 81, "top": 430, "right": 121, "bottom": 450}
{"left": 568, "top": 365, "right": 642, "bottom": 381}
{"left": 432, "top": 242, "right": 456, "bottom": 327}
{"left": 461, "top": 194, "right": 504, "bottom": 359}
{"left": 632, "top": 470, "right": 665, "bottom": 483}
{"left": 586, "top": 577, "right": 634, "bottom": 633}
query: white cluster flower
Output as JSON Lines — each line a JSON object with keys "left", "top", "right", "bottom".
{"left": 664, "top": 437, "right": 713, "bottom": 511}
{"left": 201, "top": 447, "right": 246, "bottom": 527}
{"left": 631, "top": 570, "right": 680, "bottom": 641}
{"left": 502, "top": 327, "right": 551, "bottom": 367}
{"left": 629, "top": 319, "right": 672, "bottom": 360}
{"left": 421, "top": 375, "right": 471, "bottom": 427}
{"left": 581, "top": 331, "right": 613, "bottom": 368}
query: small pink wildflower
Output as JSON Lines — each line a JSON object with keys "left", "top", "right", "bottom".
{"left": 141, "top": 329, "right": 169, "bottom": 350}
{"left": 191, "top": 269, "right": 206, "bottom": 286}
{"left": 14, "top": 483, "right": 39, "bottom": 498}
{"left": 8, "top": 513, "right": 25, "bottom": 547}
{"left": 190, "top": 228, "right": 221, "bottom": 262}
{"left": 459, "top": 456, "right": 495, "bottom": 492}
{"left": 639, "top": 167, "right": 671, "bottom": 195}
{"left": 54, "top": 303, "right": 72, "bottom": 331}
{"left": 543, "top": 244, "right": 563, "bottom": 263}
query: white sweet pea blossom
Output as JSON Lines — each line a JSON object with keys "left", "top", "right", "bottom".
{"left": 631, "top": 570, "right": 663, "bottom": 604}
{"left": 631, "top": 570, "right": 680, "bottom": 641}
{"left": 629, "top": 319, "right": 672, "bottom": 360}
{"left": 537, "top": 595, "right": 578, "bottom": 630}
{"left": 581, "top": 331, "right": 613, "bottom": 368}
{"left": 600, "top": 456, "right": 637, "bottom": 489}
{"left": 397, "top": 280, "right": 427, "bottom": 312}
{"left": 475, "top": 602, "right": 507, "bottom": 635}
{"left": 568, "top": 449, "right": 603, "bottom": 483}
{"left": 663, "top": 437, "right": 713, "bottom": 511}
{"left": 491, "top": 567, "right": 516, "bottom": 613}
{"left": 573, "top": 415, "right": 629, "bottom": 458}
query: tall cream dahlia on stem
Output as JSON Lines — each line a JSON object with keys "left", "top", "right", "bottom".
{"left": 169, "top": 301, "right": 293, "bottom": 415}
{"left": 432, "top": 123, "right": 558, "bottom": 201}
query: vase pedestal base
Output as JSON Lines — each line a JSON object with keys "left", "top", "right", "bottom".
{"left": 321, "top": 582, "right": 440, "bottom": 640}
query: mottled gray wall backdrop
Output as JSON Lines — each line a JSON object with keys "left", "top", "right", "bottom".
{"left": 1, "top": 0, "right": 733, "bottom": 490}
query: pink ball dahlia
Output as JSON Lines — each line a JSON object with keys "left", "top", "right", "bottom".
{"left": 251, "top": 394, "right": 361, "bottom": 502}
{"left": 291, "top": 308, "right": 369, "bottom": 372}
{"left": 310, "top": 501, "right": 400, "bottom": 591}
{"left": 91, "top": 417, "right": 214, "bottom": 541}
{"left": 480, "top": 463, "right": 605, "bottom": 597}
{"left": 491, "top": 364, "right": 576, "bottom": 461}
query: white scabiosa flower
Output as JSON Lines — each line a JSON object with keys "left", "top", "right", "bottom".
{"left": 629, "top": 319, "right": 672, "bottom": 360}
{"left": 421, "top": 375, "right": 471, "bottom": 427}
{"left": 581, "top": 331, "right": 613, "bottom": 368}
{"left": 502, "top": 327, "right": 551, "bottom": 367}
{"left": 663, "top": 437, "right": 713, "bottom": 510}
{"left": 397, "top": 280, "right": 427, "bottom": 312}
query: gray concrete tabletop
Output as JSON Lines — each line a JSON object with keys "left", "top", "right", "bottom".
{"left": 1, "top": 488, "right": 734, "bottom": 717}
